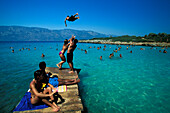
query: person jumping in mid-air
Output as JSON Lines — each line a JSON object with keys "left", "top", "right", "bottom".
{"left": 65, "top": 13, "right": 80, "bottom": 27}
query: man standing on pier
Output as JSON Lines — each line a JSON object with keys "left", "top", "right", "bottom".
{"left": 67, "top": 36, "right": 78, "bottom": 73}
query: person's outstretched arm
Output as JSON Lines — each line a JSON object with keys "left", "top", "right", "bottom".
{"left": 48, "top": 83, "right": 54, "bottom": 88}
{"left": 47, "top": 83, "right": 58, "bottom": 92}
{"left": 64, "top": 18, "right": 67, "bottom": 27}
{"left": 31, "top": 83, "right": 57, "bottom": 98}
{"left": 68, "top": 35, "right": 75, "bottom": 43}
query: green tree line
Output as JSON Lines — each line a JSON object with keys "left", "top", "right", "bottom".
{"left": 91, "top": 33, "right": 170, "bottom": 43}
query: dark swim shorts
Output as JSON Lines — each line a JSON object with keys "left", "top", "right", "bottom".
{"left": 68, "top": 15, "right": 76, "bottom": 21}
{"left": 67, "top": 53, "right": 73, "bottom": 63}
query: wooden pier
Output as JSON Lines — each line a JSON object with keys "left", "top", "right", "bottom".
{"left": 14, "top": 67, "right": 84, "bottom": 113}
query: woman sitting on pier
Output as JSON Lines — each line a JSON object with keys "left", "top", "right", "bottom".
{"left": 30, "top": 70, "right": 60, "bottom": 112}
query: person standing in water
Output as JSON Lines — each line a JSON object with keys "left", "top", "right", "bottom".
{"left": 56, "top": 39, "right": 70, "bottom": 69}
{"left": 64, "top": 13, "right": 80, "bottom": 27}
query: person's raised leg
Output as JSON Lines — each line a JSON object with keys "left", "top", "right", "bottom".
{"left": 73, "top": 13, "right": 80, "bottom": 20}
{"left": 56, "top": 61, "right": 65, "bottom": 69}
{"left": 57, "top": 54, "right": 66, "bottom": 69}
{"left": 60, "top": 55, "right": 66, "bottom": 68}
{"left": 75, "top": 17, "right": 80, "bottom": 19}
{"left": 43, "top": 87, "right": 54, "bottom": 101}
{"left": 58, "top": 78, "right": 80, "bottom": 85}
{"left": 74, "top": 13, "right": 79, "bottom": 17}
{"left": 58, "top": 75, "right": 78, "bottom": 82}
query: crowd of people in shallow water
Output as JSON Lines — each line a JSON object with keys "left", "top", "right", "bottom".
{"left": 10, "top": 43, "right": 168, "bottom": 58}
{"left": 77, "top": 44, "right": 168, "bottom": 60}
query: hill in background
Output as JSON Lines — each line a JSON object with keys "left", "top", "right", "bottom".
{"left": 0, "top": 26, "right": 109, "bottom": 41}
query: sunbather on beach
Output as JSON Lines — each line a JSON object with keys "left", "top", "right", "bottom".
{"left": 65, "top": 13, "right": 79, "bottom": 27}
{"left": 30, "top": 70, "right": 60, "bottom": 112}
{"left": 56, "top": 39, "right": 70, "bottom": 69}
{"left": 67, "top": 36, "right": 78, "bottom": 73}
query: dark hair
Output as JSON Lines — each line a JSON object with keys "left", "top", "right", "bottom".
{"left": 74, "top": 39, "right": 78, "bottom": 43}
{"left": 67, "top": 15, "right": 69, "bottom": 17}
{"left": 39, "top": 61, "right": 46, "bottom": 70}
{"left": 64, "top": 39, "right": 68, "bottom": 45}
{"left": 34, "top": 70, "right": 43, "bottom": 80}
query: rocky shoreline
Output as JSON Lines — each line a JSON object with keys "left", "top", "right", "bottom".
{"left": 79, "top": 40, "right": 170, "bottom": 47}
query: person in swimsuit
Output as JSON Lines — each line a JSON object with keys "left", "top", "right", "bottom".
{"left": 56, "top": 39, "right": 70, "bottom": 69}
{"left": 64, "top": 13, "right": 80, "bottom": 27}
{"left": 40, "top": 61, "right": 80, "bottom": 85}
{"left": 29, "top": 70, "right": 60, "bottom": 112}
{"left": 67, "top": 36, "right": 78, "bottom": 73}
{"left": 41, "top": 53, "right": 45, "bottom": 57}
{"left": 163, "top": 49, "right": 167, "bottom": 53}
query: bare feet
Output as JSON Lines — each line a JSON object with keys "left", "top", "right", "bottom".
{"left": 51, "top": 101, "right": 60, "bottom": 112}
{"left": 75, "top": 78, "right": 80, "bottom": 83}
{"left": 56, "top": 64, "right": 62, "bottom": 70}
{"left": 75, "top": 75, "right": 79, "bottom": 79}
{"left": 52, "top": 107, "right": 60, "bottom": 112}
{"left": 68, "top": 71, "right": 74, "bottom": 74}
{"left": 74, "top": 71, "right": 78, "bottom": 75}
{"left": 73, "top": 77, "right": 79, "bottom": 83}
{"left": 53, "top": 102, "right": 60, "bottom": 109}
{"left": 56, "top": 64, "right": 60, "bottom": 68}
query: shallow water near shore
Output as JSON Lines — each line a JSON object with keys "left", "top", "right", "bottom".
{"left": 0, "top": 41, "right": 170, "bottom": 113}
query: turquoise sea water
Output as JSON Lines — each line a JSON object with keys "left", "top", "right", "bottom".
{"left": 0, "top": 41, "right": 170, "bottom": 113}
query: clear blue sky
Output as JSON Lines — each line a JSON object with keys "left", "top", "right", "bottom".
{"left": 0, "top": 0, "right": 170, "bottom": 36}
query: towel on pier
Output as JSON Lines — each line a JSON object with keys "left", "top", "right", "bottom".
{"left": 13, "top": 91, "right": 48, "bottom": 112}
{"left": 58, "top": 85, "right": 67, "bottom": 92}
{"left": 49, "top": 76, "right": 67, "bottom": 92}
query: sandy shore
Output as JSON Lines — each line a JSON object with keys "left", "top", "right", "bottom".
{"left": 79, "top": 40, "right": 170, "bottom": 47}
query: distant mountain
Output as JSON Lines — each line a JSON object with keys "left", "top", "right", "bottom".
{"left": 0, "top": 26, "right": 109, "bottom": 41}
